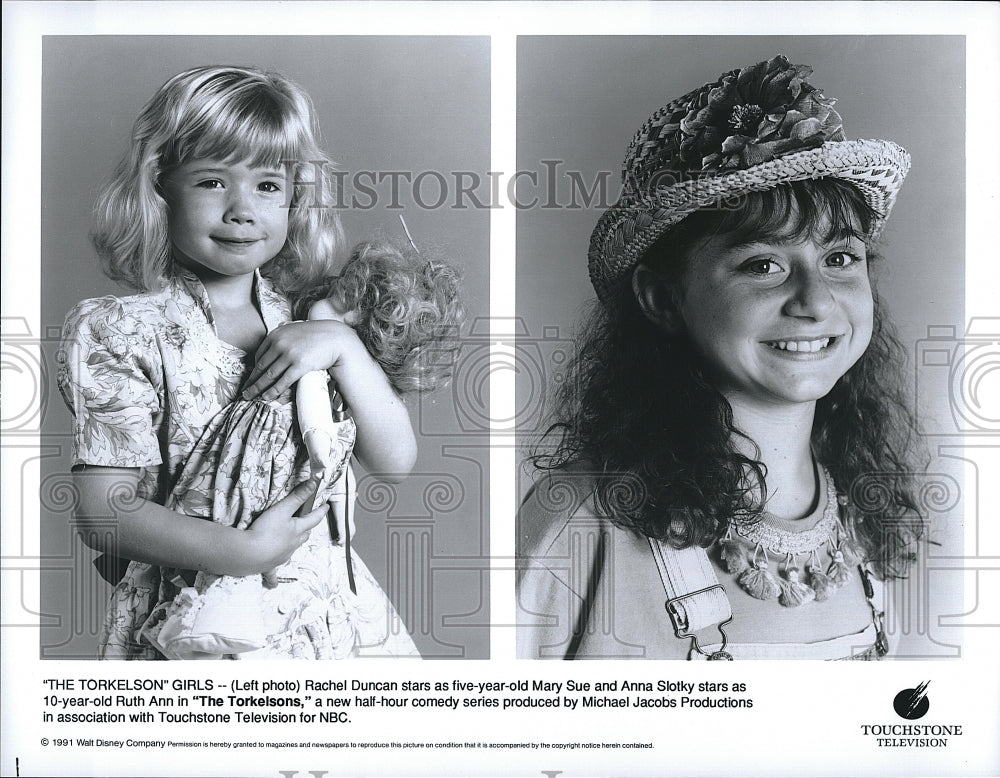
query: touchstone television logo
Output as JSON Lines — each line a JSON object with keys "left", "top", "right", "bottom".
{"left": 893, "top": 681, "right": 930, "bottom": 720}
{"left": 859, "top": 681, "right": 963, "bottom": 749}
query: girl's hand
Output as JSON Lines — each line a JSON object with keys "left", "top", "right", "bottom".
{"left": 245, "top": 315, "right": 418, "bottom": 479}
{"left": 73, "top": 467, "right": 326, "bottom": 578}
{"left": 243, "top": 320, "right": 361, "bottom": 401}
{"left": 242, "top": 477, "right": 328, "bottom": 578}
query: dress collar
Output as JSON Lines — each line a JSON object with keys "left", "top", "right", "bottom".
{"left": 173, "top": 267, "right": 288, "bottom": 334}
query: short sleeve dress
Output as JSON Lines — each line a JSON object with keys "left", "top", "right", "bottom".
{"left": 58, "top": 268, "right": 418, "bottom": 660}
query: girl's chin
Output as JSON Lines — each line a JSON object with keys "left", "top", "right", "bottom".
{"left": 724, "top": 381, "right": 840, "bottom": 410}
{"left": 766, "top": 384, "right": 839, "bottom": 407}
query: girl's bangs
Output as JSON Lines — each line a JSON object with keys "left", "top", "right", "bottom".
{"left": 173, "top": 92, "right": 315, "bottom": 170}
{"left": 647, "top": 179, "right": 878, "bottom": 276}
{"left": 710, "top": 179, "right": 877, "bottom": 248}
{"left": 190, "top": 115, "right": 310, "bottom": 169}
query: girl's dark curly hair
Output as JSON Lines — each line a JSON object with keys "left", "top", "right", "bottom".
{"left": 532, "top": 178, "right": 925, "bottom": 579}
{"left": 299, "top": 239, "right": 464, "bottom": 395}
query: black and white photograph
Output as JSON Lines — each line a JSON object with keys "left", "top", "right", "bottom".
{"left": 33, "top": 34, "right": 492, "bottom": 664}
{"left": 515, "top": 36, "right": 966, "bottom": 661}
{"left": 34, "top": 36, "right": 490, "bottom": 663}
{"left": 2, "top": 3, "right": 999, "bottom": 778}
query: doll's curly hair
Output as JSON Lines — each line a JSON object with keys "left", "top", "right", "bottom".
{"left": 302, "top": 240, "right": 464, "bottom": 395}
{"left": 532, "top": 178, "right": 926, "bottom": 580}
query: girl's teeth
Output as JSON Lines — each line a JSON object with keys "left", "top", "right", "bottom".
{"left": 770, "top": 338, "right": 831, "bottom": 352}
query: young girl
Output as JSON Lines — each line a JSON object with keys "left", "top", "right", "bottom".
{"left": 517, "top": 55, "right": 926, "bottom": 660}
{"left": 59, "top": 65, "right": 460, "bottom": 660}
{"left": 142, "top": 240, "right": 462, "bottom": 660}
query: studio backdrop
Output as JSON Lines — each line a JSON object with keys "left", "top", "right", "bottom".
{"left": 514, "top": 35, "right": 966, "bottom": 659}
{"left": 39, "top": 35, "right": 491, "bottom": 659}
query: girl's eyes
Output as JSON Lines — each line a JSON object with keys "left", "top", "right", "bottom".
{"left": 193, "top": 179, "right": 282, "bottom": 193}
{"left": 738, "top": 258, "right": 783, "bottom": 276}
{"left": 737, "top": 250, "right": 865, "bottom": 277}
{"left": 825, "top": 251, "right": 865, "bottom": 268}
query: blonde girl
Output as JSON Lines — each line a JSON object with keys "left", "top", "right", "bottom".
{"left": 60, "top": 65, "right": 458, "bottom": 659}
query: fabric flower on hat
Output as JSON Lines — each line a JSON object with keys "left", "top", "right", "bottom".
{"left": 678, "top": 55, "right": 844, "bottom": 171}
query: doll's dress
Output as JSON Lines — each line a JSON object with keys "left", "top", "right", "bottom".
{"left": 140, "top": 389, "right": 419, "bottom": 659}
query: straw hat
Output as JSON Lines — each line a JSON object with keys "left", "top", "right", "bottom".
{"left": 588, "top": 55, "right": 910, "bottom": 302}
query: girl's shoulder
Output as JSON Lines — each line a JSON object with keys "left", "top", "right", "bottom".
{"left": 61, "top": 287, "right": 185, "bottom": 355}
{"left": 66, "top": 288, "right": 164, "bottom": 317}
{"left": 517, "top": 465, "right": 606, "bottom": 557}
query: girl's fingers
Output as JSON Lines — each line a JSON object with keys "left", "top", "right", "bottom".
{"left": 243, "top": 354, "right": 274, "bottom": 397}
{"left": 251, "top": 363, "right": 313, "bottom": 402}
{"left": 297, "top": 503, "right": 327, "bottom": 531}
{"left": 284, "top": 475, "right": 321, "bottom": 515}
{"left": 245, "top": 347, "right": 278, "bottom": 383}
{"left": 249, "top": 338, "right": 276, "bottom": 373}
{"left": 244, "top": 356, "right": 290, "bottom": 400}
{"left": 286, "top": 503, "right": 326, "bottom": 547}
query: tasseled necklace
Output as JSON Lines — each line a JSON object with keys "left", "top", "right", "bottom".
{"left": 717, "top": 464, "right": 866, "bottom": 607}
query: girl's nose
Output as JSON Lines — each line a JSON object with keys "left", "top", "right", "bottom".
{"left": 224, "top": 191, "right": 255, "bottom": 224}
{"left": 783, "top": 268, "right": 836, "bottom": 320}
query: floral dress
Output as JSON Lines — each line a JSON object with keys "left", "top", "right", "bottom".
{"left": 58, "top": 268, "right": 418, "bottom": 660}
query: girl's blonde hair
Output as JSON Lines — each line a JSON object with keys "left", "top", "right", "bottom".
{"left": 92, "top": 65, "right": 345, "bottom": 292}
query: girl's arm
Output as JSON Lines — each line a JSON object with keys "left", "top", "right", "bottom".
{"left": 73, "top": 467, "right": 327, "bottom": 576}
{"left": 243, "top": 319, "right": 417, "bottom": 480}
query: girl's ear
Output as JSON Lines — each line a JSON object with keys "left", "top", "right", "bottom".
{"left": 632, "top": 264, "right": 683, "bottom": 333}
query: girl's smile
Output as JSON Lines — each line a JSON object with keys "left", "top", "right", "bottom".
{"left": 667, "top": 218, "right": 874, "bottom": 409}
{"left": 162, "top": 158, "right": 289, "bottom": 282}
{"left": 764, "top": 337, "right": 834, "bottom": 353}
{"left": 212, "top": 236, "right": 265, "bottom": 248}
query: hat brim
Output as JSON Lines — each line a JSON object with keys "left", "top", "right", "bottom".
{"left": 588, "top": 138, "right": 910, "bottom": 302}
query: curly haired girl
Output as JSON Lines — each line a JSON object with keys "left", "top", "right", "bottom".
{"left": 518, "top": 55, "right": 925, "bottom": 661}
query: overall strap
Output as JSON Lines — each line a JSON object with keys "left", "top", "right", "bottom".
{"left": 648, "top": 539, "right": 734, "bottom": 660}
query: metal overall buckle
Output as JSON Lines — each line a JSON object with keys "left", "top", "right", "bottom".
{"left": 860, "top": 565, "right": 889, "bottom": 657}
{"left": 665, "top": 584, "right": 734, "bottom": 660}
